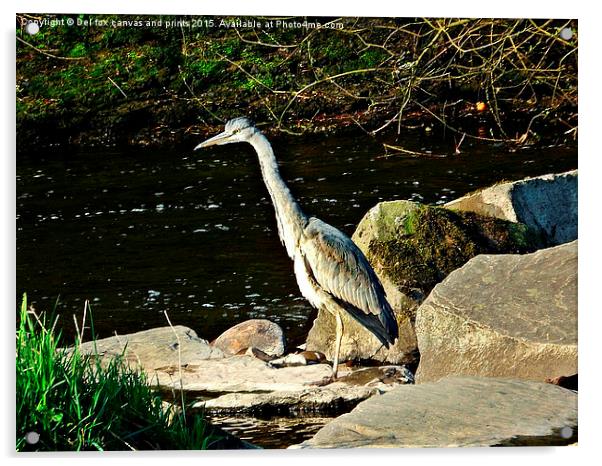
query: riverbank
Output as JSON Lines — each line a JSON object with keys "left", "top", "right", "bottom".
{"left": 17, "top": 15, "right": 577, "bottom": 152}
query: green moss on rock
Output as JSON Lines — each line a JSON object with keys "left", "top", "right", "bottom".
{"left": 364, "top": 203, "right": 542, "bottom": 298}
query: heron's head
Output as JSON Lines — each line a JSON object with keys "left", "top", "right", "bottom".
{"left": 194, "top": 117, "right": 257, "bottom": 150}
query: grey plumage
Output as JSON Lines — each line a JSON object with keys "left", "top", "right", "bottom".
{"left": 195, "top": 117, "right": 398, "bottom": 377}
{"left": 300, "top": 218, "right": 398, "bottom": 347}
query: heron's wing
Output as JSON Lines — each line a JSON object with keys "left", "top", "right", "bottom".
{"left": 300, "top": 217, "right": 398, "bottom": 346}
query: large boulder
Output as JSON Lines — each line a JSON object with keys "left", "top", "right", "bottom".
{"left": 74, "top": 325, "right": 224, "bottom": 369}
{"left": 445, "top": 169, "right": 577, "bottom": 245}
{"left": 292, "top": 376, "right": 578, "bottom": 448}
{"left": 212, "top": 319, "right": 285, "bottom": 357}
{"left": 415, "top": 241, "right": 577, "bottom": 383}
{"left": 306, "top": 200, "right": 540, "bottom": 364}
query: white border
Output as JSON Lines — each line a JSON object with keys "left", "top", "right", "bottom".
{"left": 4, "top": 2, "right": 600, "bottom": 466}
{"left": 7, "top": 0, "right": 592, "bottom": 18}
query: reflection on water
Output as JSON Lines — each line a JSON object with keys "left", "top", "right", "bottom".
{"left": 16, "top": 131, "right": 577, "bottom": 343}
{"left": 209, "top": 414, "right": 334, "bottom": 448}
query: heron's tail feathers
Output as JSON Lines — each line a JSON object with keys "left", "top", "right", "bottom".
{"left": 333, "top": 298, "right": 398, "bottom": 348}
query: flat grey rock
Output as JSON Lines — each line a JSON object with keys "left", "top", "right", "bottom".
{"left": 197, "top": 384, "right": 378, "bottom": 415}
{"left": 293, "top": 376, "right": 577, "bottom": 448}
{"left": 196, "top": 365, "right": 414, "bottom": 415}
{"left": 74, "top": 325, "right": 223, "bottom": 369}
{"left": 415, "top": 241, "right": 577, "bottom": 383}
{"left": 446, "top": 169, "right": 577, "bottom": 245}
{"left": 154, "top": 355, "right": 333, "bottom": 393}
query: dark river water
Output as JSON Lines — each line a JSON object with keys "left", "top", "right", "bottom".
{"left": 16, "top": 131, "right": 577, "bottom": 346}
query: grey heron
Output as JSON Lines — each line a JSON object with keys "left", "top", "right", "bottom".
{"left": 195, "top": 117, "right": 398, "bottom": 378}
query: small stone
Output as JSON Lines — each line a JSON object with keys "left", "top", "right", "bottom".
{"left": 546, "top": 373, "right": 578, "bottom": 391}
{"left": 243, "top": 346, "right": 274, "bottom": 362}
{"left": 213, "top": 319, "right": 285, "bottom": 357}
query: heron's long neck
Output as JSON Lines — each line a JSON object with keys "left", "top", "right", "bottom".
{"left": 249, "top": 131, "right": 307, "bottom": 259}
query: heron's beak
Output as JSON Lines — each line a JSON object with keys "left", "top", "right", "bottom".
{"left": 194, "top": 131, "right": 231, "bottom": 150}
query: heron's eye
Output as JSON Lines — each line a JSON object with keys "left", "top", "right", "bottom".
{"left": 232, "top": 129, "right": 240, "bottom": 134}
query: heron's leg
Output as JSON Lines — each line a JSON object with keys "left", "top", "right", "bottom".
{"left": 332, "top": 311, "right": 343, "bottom": 379}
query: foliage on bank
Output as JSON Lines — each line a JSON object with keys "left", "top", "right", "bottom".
{"left": 16, "top": 14, "right": 577, "bottom": 149}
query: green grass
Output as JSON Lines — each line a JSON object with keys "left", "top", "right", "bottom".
{"left": 16, "top": 294, "right": 218, "bottom": 451}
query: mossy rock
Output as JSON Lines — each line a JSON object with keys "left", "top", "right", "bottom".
{"left": 352, "top": 200, "right": 543, "bottom": 309}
